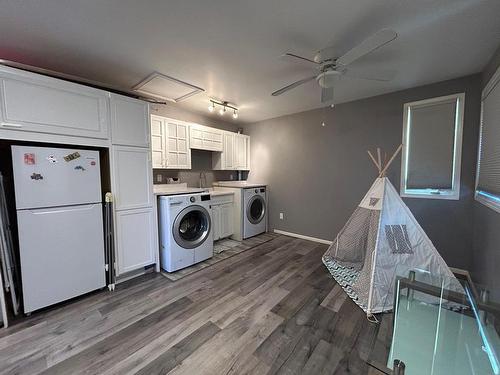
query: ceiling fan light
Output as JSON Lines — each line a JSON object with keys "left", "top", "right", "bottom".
{"left": 317, "top": 70, "right": 341, "bottom": 88}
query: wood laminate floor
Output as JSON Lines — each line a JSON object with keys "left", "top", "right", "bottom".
{"left": 0, "top": 235, "right": 389, "bottom": 375}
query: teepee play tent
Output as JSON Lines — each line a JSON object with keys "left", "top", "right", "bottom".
{"left": 322, "top": 146, "right": 462, "bottom": 317}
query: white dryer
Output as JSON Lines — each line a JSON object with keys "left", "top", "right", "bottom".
{"left": 243, "top": 187, "right": 267, "bottom": 239}
{"left": 159, "top": 193, "right": 213, "bottom": 272}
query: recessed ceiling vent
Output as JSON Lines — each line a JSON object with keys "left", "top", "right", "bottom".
{"left": 132, "top": 72, "right": 204, "bottom": 102}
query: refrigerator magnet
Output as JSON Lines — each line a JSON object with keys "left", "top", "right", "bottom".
{"left": 46, "top": 155, "right": 58, "bottom": 163}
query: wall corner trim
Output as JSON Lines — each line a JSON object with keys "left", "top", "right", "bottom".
{"left": 273, "top": 229, "right": 333, "bottom": 245}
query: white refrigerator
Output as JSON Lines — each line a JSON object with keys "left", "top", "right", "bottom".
{"left": 12, "top": 145, "right": 105, "bottom": 314}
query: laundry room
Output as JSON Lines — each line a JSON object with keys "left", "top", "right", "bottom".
{"left": 0, "top": 2, "right": 500, "bottom": 375}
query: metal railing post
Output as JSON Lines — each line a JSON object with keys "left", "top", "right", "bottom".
{"left": 393, "top": 359, "right": 405, "bottom": 375}
{"left": 480, "top": 289, "right": 489, "bottom": 325}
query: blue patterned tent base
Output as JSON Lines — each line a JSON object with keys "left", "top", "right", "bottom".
{"left": 322, "top": 255, "right": 368, "bottom": 312}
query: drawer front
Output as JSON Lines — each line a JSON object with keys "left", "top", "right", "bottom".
{"left": 0, "top": 72, "right": 109, "bottom": 139}
{"left": 211, "top": 194, "right": 234, "bottom": 206}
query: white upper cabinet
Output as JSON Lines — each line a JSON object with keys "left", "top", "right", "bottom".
{"left": 234, "top": 134, "right": 250, "bottom": 170}
{"left": 166, "top": 119, "right": 191, "bottom": 169}
{"left": 151, "top": 115, "right": 166, "bottom": 168}
{"left": 150, "top": 115, "right": 191, "bottom": 169}
{"left": 224, "top": 132, "right": 235, "bottom": 170}
{"left": 190, "top": 123, "right": 223, "bottom": 152}
{"left": 151, "top": 115, "right": 250, "bottom": 171}
{"left": 213, "top": 132, "right": 250, "bottom": 170}
{"left": 0, "top": 66, "right": 109, "bottom": 139}
{"left": 110, "top": 93, "right": 149, "bottom": 147}
{"left": 212, "top": 131, "right": 234, "bottom": 170}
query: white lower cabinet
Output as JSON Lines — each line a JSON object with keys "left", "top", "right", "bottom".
{"left": 111, "top": 143, "right": 156, "bottom": 275}
{"left": 211, "top": 195, "right": 234, "bottom": 241}
{"left": 115, "top": 208, "right": 155, "bottom": 274}
{"left": 219, "top": 203, "right": 234, "bottom": 239}
{"left": 212, "top": 205, "right": 221, "bottom": 241}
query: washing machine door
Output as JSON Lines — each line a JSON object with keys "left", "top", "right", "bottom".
{"left": 173, "top": 205, "right": 211, "bottom": 249}
{"left": 247, "top": 195, "right": 266, "bottom": 224}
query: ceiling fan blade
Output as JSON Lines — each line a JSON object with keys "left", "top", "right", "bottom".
{"left": 343, "top": 68, "right": 396, "bottom": 82}
{"left": 271, "top": 76, "right": 316, "bottom": 96}
{"left": 321, "top": 87, "right": 334, "bottom": 104}
{"left": 337, "top": 29, "right": 397, "bottom": 66}
{"left": 281, "top": 52, "right": 319, "bottom": 65}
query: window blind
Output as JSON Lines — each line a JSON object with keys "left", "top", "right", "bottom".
{"left": 478, "top": 77, "right": 500, "bottom": 196}
{"left": 406, "top": 100, "right": 457, "bottom": 190}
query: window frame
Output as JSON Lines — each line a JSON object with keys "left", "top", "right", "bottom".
{"left": 475, "top": 66, "right": 500, "bottom": 213}
{"left": 400, "top": 93, "right": 465, "bottom": 200}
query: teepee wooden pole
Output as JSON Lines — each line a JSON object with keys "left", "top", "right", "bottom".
{"left": 379, "top": 144, "right": 403, "bottom": 177}
{"left": 367, "top": 150, "right": 381, "bottom": 173}
{"left": 377, "top": 148, "right": 382, "bottom": 171}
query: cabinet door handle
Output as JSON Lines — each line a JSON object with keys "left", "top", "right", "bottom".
{"left": 1, "top": 122, "right": 23, "bottom": 128}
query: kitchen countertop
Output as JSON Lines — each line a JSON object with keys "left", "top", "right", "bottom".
{"left": 213, "top": 181, "right": 266, "bottom": 188}
{"left": 153, "top": 184, "right": 235, "bottom": 197}
{"left": 153, "top": 183, "right": 206, "bottom": 196}
{"left": 208, "top": 188, "right": 235, "bottom": 197}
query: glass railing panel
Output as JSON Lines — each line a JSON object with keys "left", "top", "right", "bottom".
{"left": 385, "top": 266, "right": 500, "bottom": 375}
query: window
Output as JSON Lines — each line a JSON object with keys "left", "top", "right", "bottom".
{"left": 400, "top": 93, "right": 464, "bottom": 200}
{"left": 476, "top": 66, "right": 500, "bottom": 213}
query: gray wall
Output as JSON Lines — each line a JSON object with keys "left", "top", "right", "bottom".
{"left": 150, "top": 104, "right": 240, "bottom": 186}
{"left": 244, "top": 75, "right": 481, "bottom": 270}
{"left": 471, "top": 45, "right": 500, "bottom": 300}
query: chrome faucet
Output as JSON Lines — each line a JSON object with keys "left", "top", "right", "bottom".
{"left": 199, "top": 171, "right": 207, "bottom": 188}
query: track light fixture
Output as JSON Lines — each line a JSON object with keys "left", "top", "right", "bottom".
{"left": 208, "top": 99, "right": 238, "bottom": 120}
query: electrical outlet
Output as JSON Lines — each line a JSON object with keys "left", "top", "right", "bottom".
{"left": 156, "top": 174, "right": 163, "bottom": 183}
{"left": 279, "top": 212, "right": 284, "bottom": 220}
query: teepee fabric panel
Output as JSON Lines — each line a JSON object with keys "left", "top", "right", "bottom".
{"left": 322, "top": 178, "right": 383, "bottom": 312}
{"left": 368, "top": 179, "right": 463, "bottom": 313}
{"left": 323, "top": 177, "right": 463, "bottom": 316}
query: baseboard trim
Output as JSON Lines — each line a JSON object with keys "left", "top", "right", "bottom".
{"left": 273, "top": 229, "right": 333, "bottom": 245}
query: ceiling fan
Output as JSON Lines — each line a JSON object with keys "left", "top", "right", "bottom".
{"left": 271, "top": 29, "right": 398, "bottom": 103}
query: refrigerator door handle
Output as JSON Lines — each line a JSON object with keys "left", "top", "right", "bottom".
{"left": 1, "top": 122, "right": 23, "bottom": 128}
{"left": 26, "top": 204, "right": 100, "bottom": 215}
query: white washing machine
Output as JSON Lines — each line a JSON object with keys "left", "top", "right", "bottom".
{"left": 159, "top": 192, "right": 213, "bottom": 272}
{"left": 243, "top": 187, "right": 267, "bottom": 239}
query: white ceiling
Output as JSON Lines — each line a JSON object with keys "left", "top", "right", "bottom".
{"left": 0, "top": 0, "right": 499, "bottom": 124}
